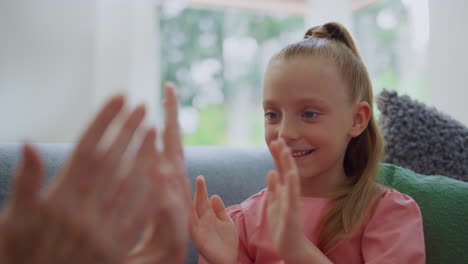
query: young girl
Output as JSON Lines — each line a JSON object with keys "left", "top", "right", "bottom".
{"left": 190, "top": 22, "right": 425, "bottom": 263}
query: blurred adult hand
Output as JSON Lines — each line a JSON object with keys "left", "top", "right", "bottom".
{"left": 0, "top": 94, "right": 160, "bottom": 263}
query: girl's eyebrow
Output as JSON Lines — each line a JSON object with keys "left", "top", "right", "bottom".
{"left": 263, "top": 98, "right": 328, "bottom": 108}
{"left": 296, "top": 98, "right": 328, "bottom": 107}
{"left": 262, "top": 100, "right": 276, "bottom": 108}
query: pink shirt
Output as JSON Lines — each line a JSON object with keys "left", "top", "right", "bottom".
{"left": 199, "top": 188, "right": 425, "bottom": 264}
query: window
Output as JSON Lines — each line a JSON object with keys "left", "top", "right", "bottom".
{"left": 159, "top": 4, "right": 304, "bottom": 146}
{"left": 158, "top": 0, "right": 429, "bottom": 145}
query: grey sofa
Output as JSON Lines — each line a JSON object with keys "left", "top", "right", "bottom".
{"left": 2, "top": 143, "right": 468, "bottom": 264}
{"left": 0, "top": 143, "right": 274, "bottom": 264}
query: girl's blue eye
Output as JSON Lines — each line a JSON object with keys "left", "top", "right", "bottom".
{"left": 302, "top": 111, "right": 318, "bottom": 119}
{"left": 265, "top": 112, "right": 279, "bottom": 120}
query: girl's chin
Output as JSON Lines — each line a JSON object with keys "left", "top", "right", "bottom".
{"left": 296, "top": 168, "right": 319, "bottom": 179}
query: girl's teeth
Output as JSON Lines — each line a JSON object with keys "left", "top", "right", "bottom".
{"left": 292, "top": 150, "right": 312, "bottom": 157}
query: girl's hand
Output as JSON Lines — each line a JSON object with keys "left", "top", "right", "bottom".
{"left": 190, "top": 176, "right": 238, "bottom": 264}
{"left": 0, "top": 95, "right": 158, "bottom": 264}
{"left": 126, "top": 83, "right": 191, "bottom": 264}
{"left": 267, "top": 139, "right": 332, "bottom": 264}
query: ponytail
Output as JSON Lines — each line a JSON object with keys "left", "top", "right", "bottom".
{"left": 304, "top": 22, "right": 361, "bottom": 60}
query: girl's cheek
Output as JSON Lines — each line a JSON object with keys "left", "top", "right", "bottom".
{"left": 264, "top": 125, "right": 278, "bottom": 144}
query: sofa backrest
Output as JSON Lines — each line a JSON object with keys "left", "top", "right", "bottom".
{"left": 1, "top": 143, "right": 467, "bottom": 264}
{"left": 0, "top": 143, "right": 274, "bottom": 263}
{"left": 0, "top": 143, "right": 274, "bottom": 206}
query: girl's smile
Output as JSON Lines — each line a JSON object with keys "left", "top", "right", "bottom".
{"left": 291, "top": 148, "right": 316, "bottom": 162}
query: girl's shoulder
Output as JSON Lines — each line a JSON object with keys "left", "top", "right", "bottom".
{"left": 376, "top": 187, "right": 420, "bottom": 209}
{"left": 225, "top": 189, "right": 269, "bottom": 240}
{"left": 226, "top": 188, "right": 268, "bottom": 217}
{"left": 359, "top": 187, "right": 426, "bottom": 262}
{"left": 366, "top": 186, "right": 423, "bottom": 226}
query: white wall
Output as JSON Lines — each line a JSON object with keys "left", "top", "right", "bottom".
{"left": 0, "top": 0, "right": 96, "bottom": 142}
{"left": 427, "top": 0, "right": 468, "bottom": 125}
{"left": 0, "top": 0, "right": 160, "bottom": 143}
{"left": 95, "top": 0, "right": 161, "bottom": 122}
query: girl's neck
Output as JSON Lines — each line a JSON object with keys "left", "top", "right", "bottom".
{"left": 299, "top": 165, "right": 348, "bottom": 198}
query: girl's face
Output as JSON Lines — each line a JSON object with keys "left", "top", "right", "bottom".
{"left": 263, "top": 56, "right": 368, "bottom": 185}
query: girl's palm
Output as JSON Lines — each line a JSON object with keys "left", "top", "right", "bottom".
{"left": 191, "top": 176, "right": 238, "bottom": 264}
{"left": 266, "top": 139, "right": 306, "bottom": 258}
{"left": 267, "top": 180, "right": 298, "bottom": 253}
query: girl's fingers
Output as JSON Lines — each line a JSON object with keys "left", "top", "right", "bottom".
{"left": 189, "top": 204, "right": 200, "bottom": 231}
{"left": 194, "top": 176, "right": 209, "bottom": 217}
{"left": 280, "top": 147, "right": 301, "bottom": 201}
{"left": 162, "top": 83, "right": 183, "bottom": 161}
{"left": 12, "top": 144, "right": 44, "bottom": 208}
{"left": 279, "top": 141, "right": 293, "bottom": 174}
{"left": 271, "top": 141, "right": 287, "bottom": 184}
{"left": 270, "top": 140, "right": 283, "bottom": 173}
{"left": 266, "top": 170, "right": 278, "bottom": 203}
{"left": 75, "top": 95, "right": 125, "bottom": 159}
{"left": 281, "top": 144, "right": 299, "bottom": 179}
{"left": 210, "top": 195, "right": 230, "bottom": 222}
{"left": 286, "top": 171, "right": 300, "bottom": 211}
{"left": 275, "top": 145, "right": 300, "bottom": 210}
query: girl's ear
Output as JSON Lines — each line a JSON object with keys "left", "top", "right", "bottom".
{"left": 348, "top": 102, "right": 371, "bottom": 138}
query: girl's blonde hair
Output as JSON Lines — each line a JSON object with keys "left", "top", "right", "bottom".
{"left": 269, "top": 22, "right": 384, "bottom": 253}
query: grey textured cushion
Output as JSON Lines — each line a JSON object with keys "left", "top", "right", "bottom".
{"left": 377, "top": 90, "right": 468, "bottom": 182}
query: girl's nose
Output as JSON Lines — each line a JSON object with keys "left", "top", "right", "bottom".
{"left": 278, "top": 119, "right": 299, "bottom": 142}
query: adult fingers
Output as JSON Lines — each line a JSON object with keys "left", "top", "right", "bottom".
{"left": 105, "top": 173, "right": 145, "bottom": 232}
{"left": 74, "top": 95, "right": 125, "bottom": 161}
{"left": 34, "top": 209, "right": 66, "bottom": 263}
{"left": 132, "top": 128, "right": 157, "bottom": 175}
{"left": 162, "top": 83, "right": 183, "bottom": 161}
{"left": 117, "top": 127, "right": 157, "bottom": 229}
{"left": 161, "top": 83, "right": 191, "bottom": 208}
{"left": 112, "top": 124, "right": 158, "bottom": 222}
{"left": 87, "top": 105, "right": 146, "bottom": 204}
{"left": 100, "top": 104, "right": 146, "bottom": 173}
{"left": 53, "top": 228, "right": 84, "bottom": 264}
{"left": 11, "top": 144, "right": 44, "bottom": 209}
{"left": 53, "top": 96, "right": 126, "bottom": 196}
{"left": 119, "top": 196, "right": 154, "bottom": 252}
